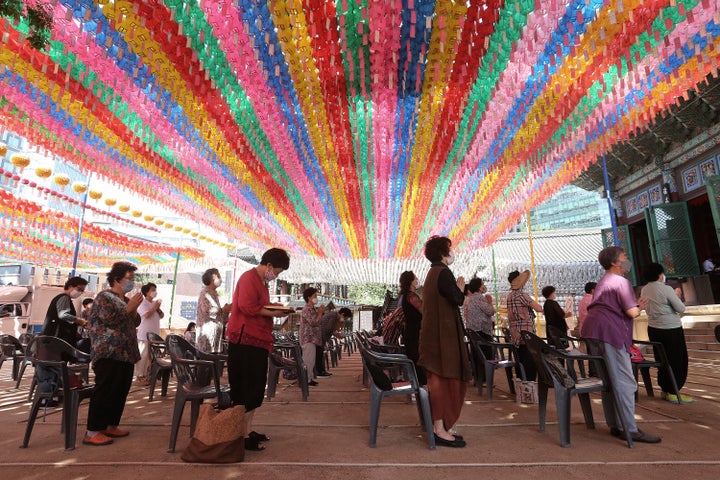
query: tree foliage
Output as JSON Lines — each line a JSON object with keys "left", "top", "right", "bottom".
{"left": 347, "top": 283, "right": 391, "bottom": 306}
{"left": 1, "top": 1, "right": 53, "bottom": 50}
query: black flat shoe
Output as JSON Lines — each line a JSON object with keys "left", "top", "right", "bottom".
{"left": 244, "top": 437, "right": 266, "bottom": 451}
{"left": 453, "top": 434, "right": 464, "bottom": 441}
{"left": 433, "top": 434, "right": 466, "bottom": 448}
{"left": 249, "top": 431, "right": 270, "bottom": 442}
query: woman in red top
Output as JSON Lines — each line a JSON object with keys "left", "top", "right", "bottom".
{"left": 226, "top": 248, "right": 290, "bottom": 452}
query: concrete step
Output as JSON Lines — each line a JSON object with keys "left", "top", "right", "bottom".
{"left": 685, "top": 333, "right": 717, "bottom": 343}
{"left": 687, "top": 348, "right": 720, "bottom": 361}
{"left": 686, "top": 341, "right": 720, "bottom": 351}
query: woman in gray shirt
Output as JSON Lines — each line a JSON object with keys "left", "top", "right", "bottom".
{"left": 640, "top": 263, "right": 693, "bottom": 403}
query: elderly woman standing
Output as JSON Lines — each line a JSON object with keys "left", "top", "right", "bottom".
{"left": 84, "top": 262, "right": 143, "bottom": 446}
{"left": 418, "top": 236, "right": 470, "bottom": 448}
{"left": 640, "top": 262, "right": 693, "bottom": 403}
{"left": 507, "top": 270, "right": 543, "bottom": 381}
{"left": 196, "top": 268, "right": 231, "bottom": 353}
{"left": 226, "top": 248, "right": 290, "bottom": 452}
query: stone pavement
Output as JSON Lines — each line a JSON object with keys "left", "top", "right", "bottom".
{"left": 1, "top": 345, "right": 719, "bottom": 480}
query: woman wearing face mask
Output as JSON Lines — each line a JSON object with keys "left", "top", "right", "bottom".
{"left": 226, "top": 248, "right": 290, "bottom": 452}
{"left": 41, "top": 276, "right": 89, "bottom": 351}
{"left": 462, "top": 277, "right": 495, "bottom": 337}
{"left": 398, "top": 270, "right": 426, "bottom": 385}
{"left": 84, "top": 261, "right": 143, "bottom": 446}
{"left": 300, "top": 287, "right": 324, "bottom": 385}
{"left": 640, "top": 263, "right": 692, "bottom": 403}
{"left": 196, "top": 268, "right": 231, "bottom": 353}
{"left": 134, "top": 282, "right": 164, "bottom": 386}
{"left": 582, "top": 247, "right": 661, "bottom": 444}
{"left": 418, "top": 236, "right": 471, "bottom": 448}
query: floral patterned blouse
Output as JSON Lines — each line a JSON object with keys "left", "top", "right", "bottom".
{"left": 299, "top": 303, "right": 322, "bottom": 346}
{"left": 88, "top": 290, "right": 141, "bottom": 364}
{"left": 196, "top": 286, "right": 227, "bottom": 328}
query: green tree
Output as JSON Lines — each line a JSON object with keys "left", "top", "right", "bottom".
{"left": 347, "top": 284, "right": 392, "bottom": 306}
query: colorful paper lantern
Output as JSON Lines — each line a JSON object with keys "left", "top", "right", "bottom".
{"left": 35, "top": 167, "right": 52, "bottom": 179}
{"left": 131, "top": 210, "right": 142, "bottom": 217}
{"left": 0, "top": 143, "right": 8, "bottom": 157}
{"left": 10, "top": 153, "right": 30, "bottom": 170}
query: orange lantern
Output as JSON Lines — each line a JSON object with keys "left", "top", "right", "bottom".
{"left": 35, "top": 167, "right": 52, "bottom": 179}
{"left": 199, "top": 235, "right": 207, "bottom": 241}
{"left": 190, "top": 231, "right": 199, "bottom": 237}
{"left": 144, "top": 214, "right": 154, "bottom": 222}
{"left": 131, "top": 209, "right": 142, "bottom": 217}
{"left": 88, "top": 189, "right": 102, "bottom": 200}
{"left": 182, "top": 228, "right": 191, "bottom": 234}
{"left": 0, "top": 143, "right": 8, "bottom": 157}
{"left": 154, "top": 218, "right": 164, "bottom": 226}
{"left": 164, "top": 222, "right": 173, "bottom": 229}
{"left": 118, "top": 205, "right": 130, "bottom": 213}
{"left": 173, "top": 225, "right": 182, "bottom": 231}
{"left": 71, "top": 181, "right": 87, "bottom": 194}
{"left": 104, "top": 198, "right": 117, "bottom": 207}
{"left": 53, "top": 173, "right": 71, "bottom": 188}
{"left": 10, "top": 153, "right": 30, "bottom": 170}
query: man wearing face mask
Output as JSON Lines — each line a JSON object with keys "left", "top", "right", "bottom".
{"left": 41, "top": 276, "right": 89, "bottom": 349}
{"left": 196, "top": 268, "right": 231, "bottom": 353}
{"left": 84, "top": 261, "right": 143, "bottom": 446}
{"left": 582, "top": 247, "right": 661, "bottom": 444}
{"left": 226, "top": 248, "right": 290, "bottom": 452}
{"left": 134, "top": 282, "right": 164, "bottom": 386}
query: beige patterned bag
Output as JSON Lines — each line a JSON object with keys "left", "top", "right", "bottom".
{"left": 181, "top": 404, "right": 246, "bottom": 463}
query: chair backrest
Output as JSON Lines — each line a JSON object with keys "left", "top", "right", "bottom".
{"left": 165, "top": 334, "right": 215, "bottom": 389}
{"left": 18, "top": 333, "right": 34, "bottom": 345}
{"left": 359, "top": 345, "right": 419, "bottom": 392}
{"left": 520, "top": 330, "right": 556, "bottom": 387}
{"left": 147, "top": 332, "right": 164, "bottom": 343}
{"left": 0, "top": 334, "right": 23, "bottom": 356}
{"left": 26, "top": 335, "right": 91, "bottom": 391}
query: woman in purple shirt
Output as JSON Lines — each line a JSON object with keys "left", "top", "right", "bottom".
{"left": 581, "top": 246, "right": 661, "bottom": 444}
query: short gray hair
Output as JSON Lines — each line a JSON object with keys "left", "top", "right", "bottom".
{"left": 598, "top": 246, "right": 624, "bottom": 270}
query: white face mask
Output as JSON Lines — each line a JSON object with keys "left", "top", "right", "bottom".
{"left": 213, "top": 277, "right": 222, "bottom": 288}
{"left": 148, "top": 291, "right": 157, "bottom": 300}
{"left": 310, "top": 297, "right": 318, "bottom": 305}
{"left": 446, "top": 253, "right": 455, "bottom": 265}
{"left": 69, "top": 289, "right": 83, "bottom": 299}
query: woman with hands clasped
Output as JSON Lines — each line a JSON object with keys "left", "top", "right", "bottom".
{"left": 418, "top": 236, "right": 472, "bottom": 448}
{"left": 84, "top": 262, "right": 143, "bottom": 446}
{"left": 196, "top": 268, "right": 232, "bottom": 353}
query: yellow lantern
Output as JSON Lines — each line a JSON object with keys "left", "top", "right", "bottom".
{"left": 131, "top": 210, "right": 142, "bottom": 218}
{"left": 154, "top": 218, "right": 164, "bottom": 226}
{"left": 0, "top": 143, "right": 8, "bottom": 157}
{"left": 88, "top": 189, "right": 102, "bottom": 200}
{"left": 164, "top": 222, "right": 173, "bottom": 229}
{"left": 35, "top": 167, "right": 52, "bottom": 179}
{"left": 53, "top": 173, "right": 71, "bottom": 188}
{"left": 71, "top": 181, "right": 87, "bottom": 194}
{"left": 10, "top": 153, "right": 30, "bottom": 170}
{"left": 173, "top": 225, "right": 182, "bottom": 231}
{"left": 104, "top": 198, "right": 117, "bottom": 207}
{"left": 199, "top": 235, "right": 207, "bottom": 241}
{"left": 144, "top": 215, "right": 154, "bottom": 222}
{"left": 190, "top": 231, "right": 199, "bottom": 237}
{"left": 182, "top": 227, "right": 191, "bottom": 234}
{"left": 118, "top": 205, "right": 130, "bottom": 213}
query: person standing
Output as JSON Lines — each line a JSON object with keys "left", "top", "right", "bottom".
{"left": 41, "top": 276, "right": 89, "bottom": 350}
{"left": 576, "top": 282, "right": 596, "bottom": 335}
{"left": 196, "top": 268, "right": 231, "bottom": 353}
{"left": 418, "top": 236, "right": 471, "bottom": 448}
{"left": 300, "top": 287, "right": 324, "bottom": 385}
{"left": 399, "top": 271, "right": 426, "bottom": 385}
{"left": 640, "top": 263, "right": 693, "bottom": 403}
{"left": 582, "top": 246, "right": 662, "bottom": 443}
{"left": 542, "top": 285, "right": 574, "bottom": 349}
{"left": 463, "top": 277, "right": 496, "bottom": 336}
{"left": 134, "top": 283, "right": 163, "bottom": 386}
{"left": 226, "top": 248, "right": 290, "bottom": 452}
{"left": 84, "top": 262, "right": 142, "bottom": 446}
{"left": 507, "top": 270, "right": 543, "bottom": 381}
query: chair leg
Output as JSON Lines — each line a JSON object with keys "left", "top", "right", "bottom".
{"left": 161, "top": 370, "right": 170, "bottom": 397}
{"left": 65, "top": 393, "right": 81, "bottom": 451}
{"left": 368, "top": 387, "right": 382, "bottom": 447}
{"left": 189, "top": 399, "right": 202, "bottom": 437}
{"left": 640, "top": 367, "right": 654, "bottom": 397}
{"left": 16, "top": 361, "right": 30, "bottom": 389}
{"left": 20, "top": 397, "right": 45, "bottom": 448}
{"left": 538, "top": 384, "right": 549, "bottom": 432}
{"left": 27, "top": 376, "right": 37, "bottom": 402}
{"left": 167, "top": 394, "right": 187, "bottom": 453}
{"left": 485, "top": 365, "right": 495, "bottom": 400}
{"left": 299, "top": 365, "right": 309, "bottom": 402}
{"left": 266, "top": 364, "right": 280, "bottom": 400}
{"left": 416, "top": 388, "right": 436, "bottom": 450}
{"left": 148, "top": 367, "right": 158, "bottom": 401}
{"left": 577, "top": 392, "right": 595, "bottom": 429}
{"left": 554, "top": 388, "right": 572, "bottom": 448}
{"left": 505, "top": 367, "right": 515, "bottom": 395}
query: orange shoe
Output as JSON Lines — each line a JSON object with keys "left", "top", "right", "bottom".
{"left": 83, "top": 433, "right": 114, "bottom": 446}
{"left": 102, "top": 427, "right": 129, "bottom": 438}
